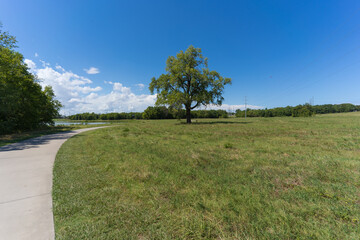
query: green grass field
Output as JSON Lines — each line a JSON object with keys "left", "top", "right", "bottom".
{"left": 53, "top": 113, "right": 360, "bottom": 239}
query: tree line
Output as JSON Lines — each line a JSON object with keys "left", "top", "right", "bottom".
{"left": 68, "top": 112, "right": 143, "bottom": 120}
{"left": 0, "top": 25, "right": 61, "bottom": 134}
{"left": 68, "top": 107, "right": 228, "bottom": 120}
{"left": 67, "top": 103, "right": 359, "bottom": 121}
{"left": 235, "top": 103, "right": 359, "bottom": 118}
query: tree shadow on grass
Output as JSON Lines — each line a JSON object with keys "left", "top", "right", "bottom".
{"left": 0, "top": 131, "right": 82, "bottom": 152}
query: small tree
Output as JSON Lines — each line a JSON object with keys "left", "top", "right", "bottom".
{"left": 149, "top": 46, "right": 231, "bottom": 123}
{"left": 40, "top": 86, "right": 63, "bottom": 124}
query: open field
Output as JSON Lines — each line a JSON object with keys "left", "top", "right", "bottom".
{"left": 53, "top": 113, "right": 360, "bottom": 239}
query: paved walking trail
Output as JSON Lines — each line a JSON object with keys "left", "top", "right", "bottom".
{"left": 0, "top": 127, "right": 107, "bottom": 240}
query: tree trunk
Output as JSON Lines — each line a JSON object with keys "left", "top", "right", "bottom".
{"left": 186, "top": 107, "right": 191, "bottom": 124}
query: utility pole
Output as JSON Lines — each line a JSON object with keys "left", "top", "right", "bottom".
{"left": 245, "top": 96, "right": 247, "bottom": 119}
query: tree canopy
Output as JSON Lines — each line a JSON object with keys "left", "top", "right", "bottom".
{"left": 0, "top": 25, "right": 62, "bottom": 134}
{"left": 149, "top": 46, "right": 231, "bottom": 123}
{"left": 235, "top": 103, "right": 359, "bottom": 118}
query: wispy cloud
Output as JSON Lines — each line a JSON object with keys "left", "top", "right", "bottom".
{"left": 34, "top": 52, "right": 39, "bottom": 57}
{"left": 135, "top": 83, "right": 145, "bottom": 90}
{"left": 84, "top": 67, "right": 100, "bottom": 74}
{"left": 55, "top": 64, "right": 65, "bottom": 72}
{"left": 197, "top": 103, "right": 263, "bottom": 111}
{"left": 40, "top": 60, "right": 50, "bottom": 67}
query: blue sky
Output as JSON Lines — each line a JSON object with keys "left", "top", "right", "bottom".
{"left": 1, "top": 0, "right": 360, "bottom": 114}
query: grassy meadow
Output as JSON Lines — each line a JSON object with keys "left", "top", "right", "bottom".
{"left": 53, "top": 113, "right": 360, "bottom": 239}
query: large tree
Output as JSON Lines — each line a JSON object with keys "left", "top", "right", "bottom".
{"left": 0, "top": 24, "right": 62, "bottom": 133}
{"left": 149, "top": 46, "right": 231, "bottom": 123}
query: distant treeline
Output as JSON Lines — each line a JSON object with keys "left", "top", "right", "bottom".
{"left": 235, "top": 103, "right": 359, "bottom": 118}
{"left": 68, "top": 107, "right": 228, "bottom": 120}
{"left": 142, "top": 107, "right": 228, "bottom": 119}
{"left": 67, "top": 103, "right": 359, "bottom": 120}
{"left": 68, "top": 112, "right": 143, "bottom": 120}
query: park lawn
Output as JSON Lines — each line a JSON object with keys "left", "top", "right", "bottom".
{"left": 53, "top": 113, "right": 360, "bottom": 239}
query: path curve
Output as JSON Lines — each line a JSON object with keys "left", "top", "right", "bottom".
{"left": 0, "top": 127, "right": 108, "bottom": 240}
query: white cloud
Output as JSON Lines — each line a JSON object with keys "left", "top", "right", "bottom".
{"left": 135, "top": 83, "right": 145, "bottom": 90}
{"left": 84, "top": 67, "right": 100, "bottom": 74}
{"left": 113, "top": 82, "right": 131, "bottom": 93}
{"left": 34, "top": 52, "right": 39, "bottom": 57}
{"left": 25, "top": 58, "right": 156, "bottom": 115}
{"left": 40, "top": 60, "right": 50, "bottom": 68}
{"left": 24, "top": 59, "right": 36, "bottom": 69}
{"left": 66, "top": 91, "right": 157, "bottom": 114}
{"left": 55, "top": 65, "right": 65, "bottom": 72}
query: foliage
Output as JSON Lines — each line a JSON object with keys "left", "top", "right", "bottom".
{"left": 0, "top": 26, "right": 62, "bottom": 134}
{"left": 53, "top": 113, "right": 360, "bottom": 239}
{"left": 142, "top": 106, "right": 172, "bottom": 119}
{"left": 68, "top": 108, "right": 229, "bottom": 120}
{"left": 291, "top": 104, "right": 315, "bottom": 117}
{"left": 312, "top": 103, "right": 359, "bottom": 114}
{"left": 149, "top": 46, "right": 231, "bottom": 123}
{"left": 235, "top": 103, "right": 359, "bottom": 118}
{"left": 192, "top": 109, "right": 228, "bottom": 119}
{"left": 141, "top": 106, "right": 229, "bottom": 120}
{"left": 41, "top": 86, "right": 62, "bottom": 123}
{"left": 68, "top": 112, "right": 143, "bottom": 120}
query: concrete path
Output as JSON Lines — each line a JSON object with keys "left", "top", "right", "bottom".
{"left": 0, "top": 127, "right": 107, "bottom": 240}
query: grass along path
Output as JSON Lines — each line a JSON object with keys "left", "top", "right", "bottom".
{"left": 53, "top": 113, "right": 360, "bottom": 239}
{"left": 0, "top": 123, "right": 114, "bottom": 147}
{"left": 0, "top": 126, "right": 77, "bottom": 147}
